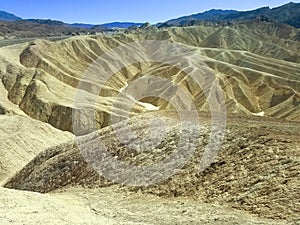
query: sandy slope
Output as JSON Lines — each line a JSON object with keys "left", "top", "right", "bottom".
{"left": 0, "top": 114, "right": 73, "bottom": 182}
{"left": 0, "top": 73, "right": 73, "bottom": 181}
{"left": 0, "top": 81, "right": 25, "bottom": 115}
{"left": 0, "top": 187, "right": 114, "bottom": 225}
{"left": 0, "top": 186, "right": 289, "bottom": 225}
{"left": 0, "top": 22, "right": 299, "bottom": 132}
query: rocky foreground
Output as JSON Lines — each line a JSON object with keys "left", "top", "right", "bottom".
{"left": 1, "top": 112, "right": 299, "bottom": 224}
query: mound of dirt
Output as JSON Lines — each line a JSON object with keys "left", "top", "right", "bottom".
{"left": 0, "top": 114, "right": 73, "bottom": 182}
{"left": 4, "top": 112, "right": 300, "bottom": 221}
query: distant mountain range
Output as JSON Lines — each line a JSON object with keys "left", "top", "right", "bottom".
{"left": 101, "top": 22, "right": 144, "bottom": 29}
{"left": 164, "top": 9, "right": 238, "bottom": 26}
{"left": 68, "top": 23, "right": 95, "bottom": 29}
{"left": 0, "top": 11, "right": 22, "bottom": 21}
{"left": 163, "top": 2, "right": 300, "bottom": 28}
{"left": 0, "top": 20, "right": 105, "bottom": 39}
{"left": 0, "top": 1, "right": 299, "bottom": 38}
{"left": 0, "top": 11, "right": 143, "bottom": 29}
{"left": 68, "top": 22, "right": 143, "bottom": 29}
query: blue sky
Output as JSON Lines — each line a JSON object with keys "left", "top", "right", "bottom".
{"left": 0, "top": 0, "right": 298, "bottom": 24}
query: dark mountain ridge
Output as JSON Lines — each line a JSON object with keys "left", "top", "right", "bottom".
{"left": 101, "top": 22, "right": 144, "bottom": 29}
{"left": 163, "top": 2, "right": 300, "bottom": 28}
{"left": 0, "top": 11, "right": 143, "bottom": 30}
{"left": 0, "top": 11, "right": 22, "bottom": 21}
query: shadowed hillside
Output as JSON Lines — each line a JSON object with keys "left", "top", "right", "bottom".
{"left": 164, "top": 2, "right": 300, "bottom": 28}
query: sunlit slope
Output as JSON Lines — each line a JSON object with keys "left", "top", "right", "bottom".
{"left": 0, "top": 21, "right": 299, "bottom": 132}
{"left": 0, "top": 70, "right": 74, "bottom": 181}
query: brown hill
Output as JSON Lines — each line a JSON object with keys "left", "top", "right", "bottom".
{"left": 4, "top": 112, "right": 300, "bottom": 221}
{"left": 0, "top": 20, "right": 102, "bottom": 39}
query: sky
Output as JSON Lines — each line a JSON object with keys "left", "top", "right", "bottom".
{"left": 0, "top": 0, "right": 299, "bottom": 24}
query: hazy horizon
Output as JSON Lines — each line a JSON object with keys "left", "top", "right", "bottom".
{"left": 0, "top": 0, "right": 299, "bottom": 24}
